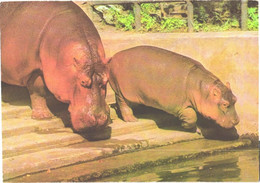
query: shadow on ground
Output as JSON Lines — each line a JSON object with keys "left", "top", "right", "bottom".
{"left": 1, "top": 82, "right": 112, "bottom": 141}
{"left": 110, "top": 103, "right": 239, "bottom": 141}
{"left": 1, "top": 82, "right": 71, "bottom": 128}
{"left": 2, "top": 82, "right": 239, "bottom": 141}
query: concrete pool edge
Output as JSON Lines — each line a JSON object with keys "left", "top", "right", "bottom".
{"left": 10, "top": 138, "right": 252, "bottom": 182}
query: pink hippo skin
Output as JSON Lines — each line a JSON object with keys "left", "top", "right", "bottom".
{"left": 1, "top": 2, "right": 110, "bottom": 132}
{"left": 108, "top": 46, "right": 240, "bottom": 130}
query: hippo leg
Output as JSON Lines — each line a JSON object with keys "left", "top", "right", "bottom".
{"left": 116, "top": 95, "right": 138, "bottom": 122}
{"left": 179, "top": 107, "right": 197, "bottom": 129}
{"left": 27, "top": 71, "right": 54, "bottom": 119}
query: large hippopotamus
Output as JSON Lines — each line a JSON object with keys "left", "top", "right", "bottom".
{"left": 1, "top": 2, "right": 110, "bottom": 132}
{"left": 108, "top": 46, "right": 239, "bottom": 130}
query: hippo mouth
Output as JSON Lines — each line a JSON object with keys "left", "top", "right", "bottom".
{"left": 199, "top": 113, "right": 236, "bottom": 129}
{"left": 200, "top": 113, "right": 216, "bottom": 123}
{"left": 70, "top": 110, "right": 112, "bottom": 133}
{"left": 76, "top": 116, "right": 112, "bottom": 133}
{"left": 79, "top": 125, "right": 112, "bottom": 141}
{"left": 215, "top": 120, "right": 237, "bottom": 129}
{"left": 68, "top": 103, "right": 111, "bottom": 131}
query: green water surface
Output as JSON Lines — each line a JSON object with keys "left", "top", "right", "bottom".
{"left": 94, "top": 149, "right": 259, "bottom": 182}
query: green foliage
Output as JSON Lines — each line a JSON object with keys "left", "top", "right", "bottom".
{"left": 194, "top": 18, "right": 239, "bottom": 32}
{"left": 106, "top": 5, "right": 135, "bottom": 30}
{"left": 140, "top": 3, "right": 186, "bottom": 32}
{"left": 116, "top": 13, "right": 135, "bottom": 30}
{"left": 140, "top": 3, "right": 160, "bottom": 31}
{"left": 195, "top": 6, "right": 209, "bottom": 23}
{"left": 160, "top": 17, "right": 187, "bottom": 31}
{"left": 141, "top": 3, "right": 160, "bottom": 14}
{"left": 193, "top": 1, "right": 244, "bottom": 32}
{"left": 248, "top": 7, "right": 258, "bottom": 30}
{"left": 98, "top": 2, "right": 258, "bottom": 32}
{"left": 141, "top": 12, "right": 158, "bottom": 31}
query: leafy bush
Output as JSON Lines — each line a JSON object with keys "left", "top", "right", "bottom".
{"left": 140, "top": 3, "right": 187, "bottom": 32}
{"left": 248, "top": 7, "right": 258, "bottom": 30}
{"left": 106, "top": 5, "right": 135, "bottom": 30}
{"left": 194, "top": 18, "right": 239, "bottom": 32}
{"left": 140, "top": 3, "right": 160, "bottom": 31}
{"left": 141, "top": 3, "right": 159, "bottom": 14}
{"left": 160, "top": 17, "right": 187, "bottom": 31}
{"left": 94, "top": 2, "right": 258, "bottom": 32}
{"left": 141, "top": 13, "right": 158, "bottom": 31}
{"left": 193, "top": 1, "right": 242, "bottom": 32}
{"left": 195, "top": 6, "right": 209, "bottom": 23}
{"left": 116, "top": 12, "right": 135, "bottom": 30}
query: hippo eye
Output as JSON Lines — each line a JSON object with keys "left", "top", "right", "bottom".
{"left": 79, "top": 74, "right": 92, "bottom": 88}
{"left": 98, "top": 79, "right": 107, "bottom": 89}
{"left": 221, "top": 102, "right": 230, "bottom": 109}
{"left": 100, "top": 83, "right": 106, "bottom": 90}
{"left": 81, "top": 79, "right": 92, "bottom": 88}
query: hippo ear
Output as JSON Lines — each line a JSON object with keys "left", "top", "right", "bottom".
{"left": 211, "top": 87, "right": 222, "bottom": 101}
{"left": 102, "top": 72, "right": 109, "bottom": 85}
{"left": 226, "top": 82, "right": 231, "bottom": 90}
{"left": 97, "top": 69, "right": 109, "bottom": 85}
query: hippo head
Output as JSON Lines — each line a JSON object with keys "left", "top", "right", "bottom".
{"left": 200, "top": 81, "right": 239, "bottom": 129}
{"left": 67, "top": 58, "right": 111, "bottom": 132}
{"left": 45, "top": 42, "right": 111, "bottom": 132}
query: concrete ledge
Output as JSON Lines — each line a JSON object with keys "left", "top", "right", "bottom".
{"left": 9, "top": 138, "right": 251, "bottom": 182}
{"left": 3, "top": 121, "right": 202, "bottom": 180}
{"left": 100, "top": 31, "right": 258, "bottom": 41}
{"left": 2, "top": 117, "right": 65, "bottom": 138}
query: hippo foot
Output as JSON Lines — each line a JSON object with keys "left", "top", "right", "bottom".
{"left": 181, "top": 121, "right": 196, "bottom": 129}
{"left": 185, "top": 126, "right": 197, "bottom": 133}
{"left": 122, "top": 114, "right": 138, "bottom": 122}
{"left": 32, "top": 109, "right": 54, "bottom": 120}
{"left": 196, "top": 128, "right": 202, "bottom": 135}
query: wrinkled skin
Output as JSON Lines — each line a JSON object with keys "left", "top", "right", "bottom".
{"left": 108, "top": 46, "right": 239, "bottom": 130}
{"left": 1, "top": 2, "right": 110, "bottom": 132}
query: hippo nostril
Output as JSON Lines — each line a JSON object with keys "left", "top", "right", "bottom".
{"left": 94, "top": 113, "right": 108, "bottom": 126}
{"left": 81, "top": 81, "right": 88, "bottom": 87}
{"left": 232, "top": 117, "right": 239, "bottom": 125}
{"left": 99, "top": 114, "right": 108, "bottom": 122}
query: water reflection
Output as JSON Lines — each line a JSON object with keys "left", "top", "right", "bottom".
{"left": 93, "top": 149, "right": 259, "bottom": 182}
{"left": 157, "top": 158, "right": 241, "bottom": 182}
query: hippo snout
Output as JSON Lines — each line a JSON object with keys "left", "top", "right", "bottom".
{"left": 69, "top": 106, "right": 110, "bottom": 132}
{"left": 231, "top": 116, "right": 240, "bottom": 126}
{"left": 95, "top": 113, "right": 110, "bottom": 125}
{"left": 216, "top": 115, "right": 240, "bottom": 129}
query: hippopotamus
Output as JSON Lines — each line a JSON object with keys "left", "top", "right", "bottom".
{"left": 108, "top": 46, "right": 239, "bottom": 130}
{"left": 1, "top": 2, "right": 110, "bottom": 132}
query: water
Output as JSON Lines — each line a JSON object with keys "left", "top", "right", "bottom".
{"left": 94, "top": 149, "right": 259, "bottom": 182}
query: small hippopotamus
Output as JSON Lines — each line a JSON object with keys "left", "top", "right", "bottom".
{"left": 108, "top": 46, "right": 239, "bottom": 130}
{"left": 1, "top": 2, "right": 110, "bottom": 132}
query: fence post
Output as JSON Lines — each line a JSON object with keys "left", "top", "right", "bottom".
{"left": 187, "top": 0, "right": 194, "bottom": 32}
{"left": 241, "top": 0, "right": 248, "bottom": 31}
{"left": 134, "top": 2, "right": 141, "bottom": 30}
